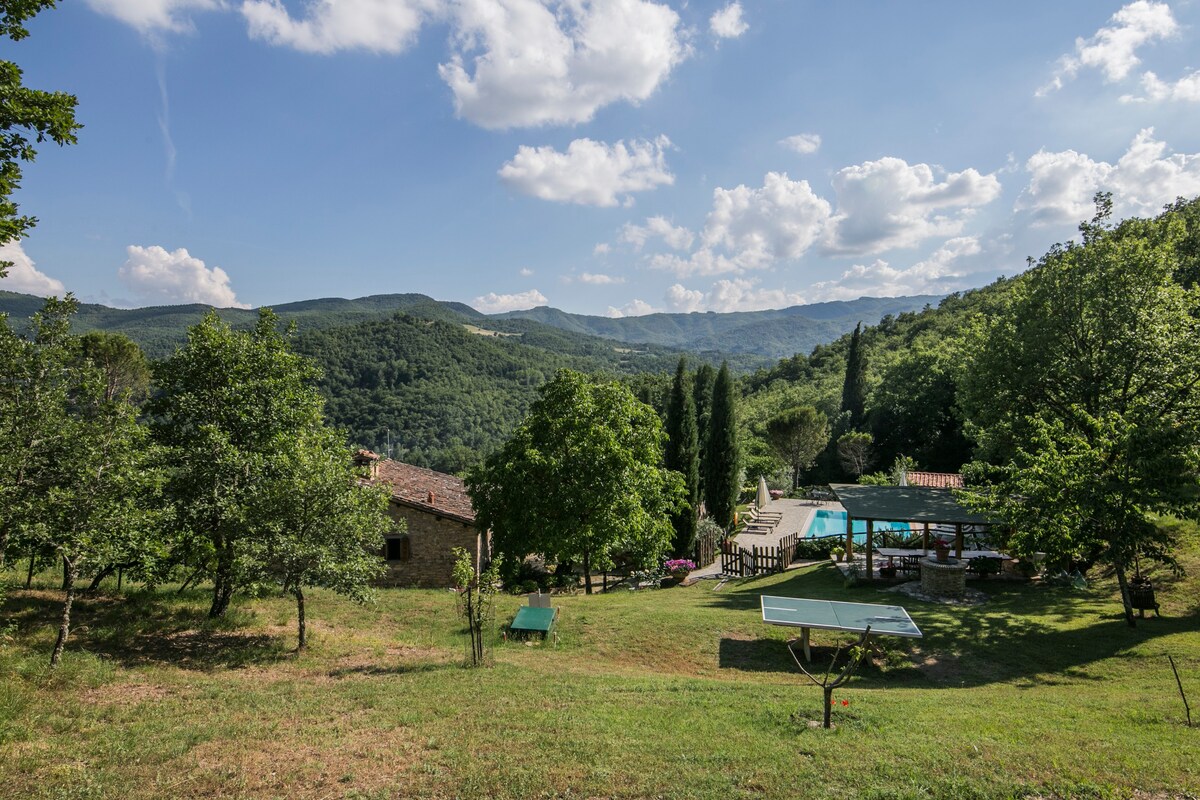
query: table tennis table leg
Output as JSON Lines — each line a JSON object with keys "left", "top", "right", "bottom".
{"left": 800, "top": 626, "right": 811, "bottom": 661}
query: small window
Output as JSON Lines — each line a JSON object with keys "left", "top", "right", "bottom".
{"left": 384, "top": 535, "right": 412, "bottom": 562}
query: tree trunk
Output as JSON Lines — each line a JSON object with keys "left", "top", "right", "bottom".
{"left": 209, "top": 542, "right": 235, "bottom": 618}
{"left": 26, "top": 555, "right": 37, "bottom": 588}
{"left": 823, "top": 685, "right": 833, "bottom": 729}
{"left": 295, "top": 586, "right": 306, "bottom": 651}
{"left": 582, "top": 548, "right": 593, "bottom": 596}
{"left": 87, "top": 564, "right": 117, "bottom": 592}
{"left": 0, "top": 526, "right": 8, "bottom": 570}
{"left": 1114, "top": 559, "right": 1136, "bottom": 628}
{"left": 50, "top": 557, "right": 78, "bottom": 668}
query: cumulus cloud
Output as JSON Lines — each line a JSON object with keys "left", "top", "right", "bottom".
{"left": 519, "top": 267, "right": 534, "bottom": 277}
{"left": 241, "top": 0, "right": 440, "bottom": 53}
{"left": 118, "top": 245, "right": 249, "bottom": 308}
{"left": 807, "top": 237, "right": 982, "bottom": 302}
{"left": 471, "top": 288, "right": 548, "bottom": 313}
{"left": 578, "top": 272, "right": 625, "bottom": 285}
{"left": 85, "top": 0, "right": 221, "bottom": 34}
{"left": 1123, "top": 69, "right": 1200, "bottom": 103}
{"left": 1017, "top": 128, "right": 1200, "bottom": 225}
{"left": 0, "top": 241, "right": 66, "bottom": 297}
{"left": 664, "top": 278, "right": 803, "bottom": 313}
{"left": 779, "top": 133, "right": 821, "bottom": 154}
{"left": 593, "top": 243, "right": 611, "bottom": 256}
{"left": 605, "top": 298, "right": 655, "bottom": 317}
{"left": 824, "top": 157, "right": 1001, "bottom": 255}
{"left": 1038, "top": 1, "right": 1178, "bottom": 96}
{"left": 620, "top": 216, "right": 694, "bottom": 250}
{"left": 439, "top": 0, "right": 688, "bottom": 129}
{"left": 499, "top": 136, "right": 674, "bottom": 206}
{"left": 709, "top": 2, "right": 747, "bottom": 39}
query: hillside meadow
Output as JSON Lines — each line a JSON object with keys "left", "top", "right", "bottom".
{"left": 2, "top": 527, "right": 1198, "bottom": 800}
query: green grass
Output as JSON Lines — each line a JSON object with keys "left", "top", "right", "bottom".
{"left": 2, "top": 535, "right": 1199, "bottom": 799}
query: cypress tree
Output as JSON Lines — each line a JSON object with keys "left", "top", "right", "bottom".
{"left": 703, "top": 362, "right": 740, "bottom": 529}
{"left": 841, "top": 322, "right": 868, "bottom": 431}
{"left": 665, "top": 358, "right": 700, "bottom": 556}
{"left": 692, "top": 363, "right": 716, "bottom": 496}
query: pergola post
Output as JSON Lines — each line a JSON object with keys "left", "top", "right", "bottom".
{"left": 955, "top": 522, "right": 963, "bottom": 559}
{"left": 866, "top": 520, "right": 874, "bottom": 579}
{"left": 922, "top": 522, "right": 930, "bottom": 555}
{"left": 846, "top": 512, "right": 854, "bottom": 559}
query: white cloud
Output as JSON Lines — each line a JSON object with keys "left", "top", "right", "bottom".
{"left": 499, "top": 136, "right": 674, "bottom": 207}
{"left": 620, "top": 216, "right": 694, "bottom": 250}
{"left": 0, "top": 241, "right": 66, "bottom": 297}
{"left": 1038, "top": 1, "right": 1178, "bottom": 96}
{"left": 709, "top": 2, "right": 747, "bottom": 39}
{"left": 439, "top": 0, "right": 688, "bottom": 129}
{"left": 664, "top": 278, "right": 804, "bottom": 313}
{"left": 118, "top": 245, "right": 249, "bottom": 308}
{"left": 605, "top": 298, "right": 655, "bottom": 317}
{"left": 807, "top": 236, "right": 982, "bottom": 301}
{"left": 241, "top": 0, "right": 440, "bottom": 54}
{"left": 593, "top": 243, "right": 611, "bottom": 256}
{"left": 1123, "top": 69, "right": 1200, "bottom": 103}
{"left": 824, "top": 157, "right": 1001, "bottom": 254}
{"left": 578, "top": 272, "right": 625, "bottom": 285}
{"left": 1017, "top": 128, "right": 1200, "bottom": 225}
{"left": 779, "top": 133, "right": 821, "bottom": 155}
{"left": 471, "top": 288, "right": 548, "bottom": 313}
{"left": 85, "top": 0, "right": 221, "bottom": 34}
{"left": 519, "top": 267, "right": 535, "bottom": 277}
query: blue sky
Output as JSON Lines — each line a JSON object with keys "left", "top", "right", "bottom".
{"left": 3, "top": 0, "right": 1200, "bottom": 316}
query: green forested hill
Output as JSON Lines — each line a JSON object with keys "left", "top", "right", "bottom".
{"left": 497, "top": 295, "right": 942, "bottom": 357}
{"left": 294, "top": 314, "right": 688, "bottom": 472}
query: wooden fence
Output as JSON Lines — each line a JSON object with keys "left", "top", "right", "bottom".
{"left": 720, "top": 532, "right": 801, "bottom": 577}
{"left": 694, "top": 526, "right": 721, "bottom": 568}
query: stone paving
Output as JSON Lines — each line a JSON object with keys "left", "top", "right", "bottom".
{"left": 691, "top": 498, "right": 843, "bottom": 579}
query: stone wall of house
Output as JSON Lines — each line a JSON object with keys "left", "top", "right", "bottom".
{"left": 378, "top": 502, "right": 485, "bottom": 588}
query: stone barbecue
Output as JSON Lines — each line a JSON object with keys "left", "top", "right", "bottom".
{"left": 920, "top": 557, "right": 966, "bottom": 598}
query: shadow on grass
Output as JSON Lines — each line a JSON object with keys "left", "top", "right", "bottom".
{"left": 326, "top": 661, "right": 452, "bottom": 679}
{"left": 3, "top": 587, "right": 288, "bottom": 671}
{"left": 703, "top": 561, "right": 1199, "bottom": 688}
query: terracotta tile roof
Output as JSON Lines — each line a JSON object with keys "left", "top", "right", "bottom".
{"left": 904, "top": 471, "right": 964, "bottom": 489}
{"left": 371, "top": 458, "right": 476, "bottom": 525}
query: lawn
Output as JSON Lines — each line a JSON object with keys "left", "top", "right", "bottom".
{"left": 2, "top": 532, "right": 1199, "bottom": 800}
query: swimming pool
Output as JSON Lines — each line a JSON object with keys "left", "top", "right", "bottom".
{"left": 805, "top": 509, "right": 911, "bottom": 544}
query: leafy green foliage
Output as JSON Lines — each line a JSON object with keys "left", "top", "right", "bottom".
{"left": 835, "top": 431, "right": 873, "bottom": 477}
{"left": 665, "top": 359, "right": 700, "bottom": 557}
{"left": 247, "top": 427, "right": 394, "bottom": 650}
{"left": 468, "top": 370, "right": 684, "bottom": 593}
{"left": 150, "top": 310, "right": 326, "bottom": 618}
{"left": 961, "top": 197, "right": 1200, "bottom": 624}
{"left": 703, "top": 363, "right": 740, "bottom": 528}
{"left": 452, "top": 546, "right": 502, "bottom": 667}
{"left": 78, "top": 331, "right": 150, "bottom": 403}
{"left": 0, "top": 0, "right": 80, "bottom": 264}
{"left": 839, "top": 322, "right": 867, "bottom": 431}
{"left": 765, "top": 406, "right": 829, "bottom": 490}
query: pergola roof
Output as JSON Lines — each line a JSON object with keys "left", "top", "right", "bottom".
{"left": 829, "top": 484, "right": 993, "bottom": 526}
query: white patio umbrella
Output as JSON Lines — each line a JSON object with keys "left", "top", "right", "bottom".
{"left": 756, "top": 475, "right": 770, "bottom": 509}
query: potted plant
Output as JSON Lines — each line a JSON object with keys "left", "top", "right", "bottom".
{"left": 933, "top": 539, "right": 952, "bottom": 563}
{"left": 664, "top": 558, "right": 695, "bottom": 585}
{"left": 829, "top": 545, "right": 845, "bottom": 563}
{"left": 879, "top": 564, "right": 897, "bottom": 579}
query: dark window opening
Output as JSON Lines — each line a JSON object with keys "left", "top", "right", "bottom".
{"left": 384, "top": 535, "right": 412, "bottom": 562}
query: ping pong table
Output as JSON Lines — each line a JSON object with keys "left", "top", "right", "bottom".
{"left": 760, "top": 595, "right": 922, "bottom": 661}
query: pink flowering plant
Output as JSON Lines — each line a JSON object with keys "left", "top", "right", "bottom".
{"left": 664, "top": 558, "right": 695, "bottom": 575}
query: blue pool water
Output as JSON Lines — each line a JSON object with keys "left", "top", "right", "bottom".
{"left": 805, "top": 509, "right": 911, "bottom": 544}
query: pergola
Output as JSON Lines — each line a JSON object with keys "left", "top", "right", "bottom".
{"left": 829, "top": 484, "right": 994, "bottom": 579}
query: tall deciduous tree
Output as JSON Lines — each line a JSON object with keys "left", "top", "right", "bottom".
{"left": 0, "top": 296, "right": 74, "bottom": 570}
{"left": 468, "top": 369, "right": 684, "bottom": 594}
{"left": 665, "top": 358, "right": 700, "bottom": 557}
{"left": 703, "top": 362, "right": 740, "bottom": 529}
{"left": 248, "top": 427, "right": 393, "bottom": 650}
{"left": 0, "top": 0, "right": 81, "bottom": 264}
{"left": 840, "top": 322, "right": 867, "bottom": 432}
{"left": 961, "top": 197, "right": 1200, "bottom": 626}
{"left": 836, "top": 430, "right": 874, "bottom": 478}
{"left": 78, "top": 331, "right": 151, "bottom": 404}
{"left": 151, "top": 310, "right": 325, "bottom": 618}
{"left": 767, "top": 406, "right": 829, "bottom": 490}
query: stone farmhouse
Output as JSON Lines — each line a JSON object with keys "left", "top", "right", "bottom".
{"left": 354, "top": 450, "right": 489, "bottom": 588}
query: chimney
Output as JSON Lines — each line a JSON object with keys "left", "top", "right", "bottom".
{"left": 353, "top": 449, "right": 380, "bottom": 479}
{"left": 427, "top": 490, "right": 436, "bottom": 505}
